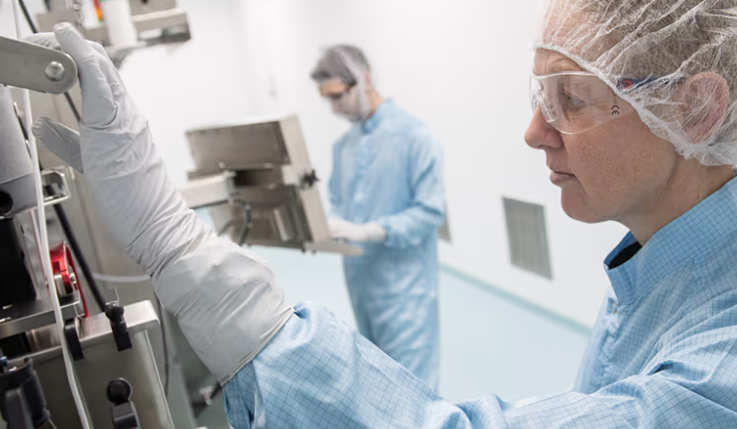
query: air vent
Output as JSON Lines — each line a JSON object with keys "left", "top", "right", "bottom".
{"left": 503, "top": 198, "right": 552, "bottom": 279}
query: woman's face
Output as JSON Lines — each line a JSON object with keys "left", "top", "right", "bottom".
{"left": 525, "top": 49, "right": 679, "bottom": 224}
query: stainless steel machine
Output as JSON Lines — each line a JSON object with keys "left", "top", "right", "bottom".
{"left": 182, "top": 116, "right": 361, "bottom": 256}
{"left": 0, "top": 1, "right": 196, "bottom": 428}
{"left": 35, "top": 0, "right": 190, "bottom": 63}
{"left": 1, "top": 1, "right": 359, "bottom": 427}
{"left": 0, "top": 80, "right": 172, "bottom": 429}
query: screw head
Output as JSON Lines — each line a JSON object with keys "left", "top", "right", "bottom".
{"left": 44, "top": 62, "right": 66, "bottom": 82}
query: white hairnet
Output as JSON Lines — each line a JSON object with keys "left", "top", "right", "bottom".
{"left": 536, "top": 0, "right": 737, "bottom": 166}
{"left": 312, "top": 45, "right": 373, "bottom": 122}
{"left": 310, "top": 45, "right": 370, "bottom": 85}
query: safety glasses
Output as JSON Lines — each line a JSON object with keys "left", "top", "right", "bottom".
{"left": 324, "top": 81, "right": 357, "bottom": 102}
{"left": 530, "top": 72, "right": 637, "bottom": 134}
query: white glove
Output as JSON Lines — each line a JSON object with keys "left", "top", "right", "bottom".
{"left": 31, "top": 23, "right": 292, "bottom": 383}
{"left": 329, "top": 218, "right": 386, "bottom": 243}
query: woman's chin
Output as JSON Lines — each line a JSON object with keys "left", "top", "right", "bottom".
{"left": 561, "top": 193, "right": 609, "bottom": 224}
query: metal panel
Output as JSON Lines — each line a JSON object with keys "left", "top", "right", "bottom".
{"left": 187, "top": 120, "right": 290, "bottom": 172}
{"left": 186, "top": 116, "right": 357, "bottom": 254}
{"left": 7, "top": 301, "right": 173, "bottom": 429}
{"left": 16, "top": 87, "right": 198, "bottom": 429}
{"left": 0, "top": 293, "right": 83, "bottom": 340}
{"left": 503, "top": 198, "right": 553, "bottom": 279}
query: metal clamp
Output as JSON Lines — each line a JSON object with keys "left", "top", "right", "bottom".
{"left": 41, "top": 169, "right": 71, "bottom": 208}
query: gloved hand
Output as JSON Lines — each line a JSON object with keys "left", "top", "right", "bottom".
{"left": 329, "top": 218, "right": 386, "bottom": 243}
{"left": 30, "top": 23, "right": 292, "bottom": 383}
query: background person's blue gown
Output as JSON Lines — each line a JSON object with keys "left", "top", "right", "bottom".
{"left": 327, "top": 99, "right": 445, "bottom": 389}
{"left": 223, "top": 176, "right": 737, "bottom": 428}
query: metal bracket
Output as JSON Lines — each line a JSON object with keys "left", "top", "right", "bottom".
{"left": 41, "top": 169, "right": 71, "bottom": 208}
{"left": 179, "top": 172, "right": 235, "bottom": 210}
{"left": 0, "top": 36, "right": 78, "bottom": 94}
{"left": 0, "top": 292, "right": 83, "bottom": 341}
{"left": 0, "top": 169, "right": 72, "bottom": 221}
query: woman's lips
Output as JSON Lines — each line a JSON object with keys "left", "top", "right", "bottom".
{"left": 550, "top": 170, "right": 576, "bottom": 185}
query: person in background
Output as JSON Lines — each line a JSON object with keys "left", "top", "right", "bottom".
{"left": 308, "top": 45, "right": 446, "bottom": 389}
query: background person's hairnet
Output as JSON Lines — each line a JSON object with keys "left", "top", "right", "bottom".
{"left": 535, "top": 0, "right": 737, "bottom": 166}
{"left": 311, "top": 45, "right": 370, "bottom": 85}
{"left": 312, "top": 45, "right": 373, "bottom": 122}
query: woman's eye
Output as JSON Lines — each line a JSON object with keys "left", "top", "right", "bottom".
{"left": 562, "top": 90, "right": 585, "bottom": 108}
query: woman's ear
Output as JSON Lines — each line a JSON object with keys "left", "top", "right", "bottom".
{"left": 677, "top": 72, "right": 730, "bottom": 144}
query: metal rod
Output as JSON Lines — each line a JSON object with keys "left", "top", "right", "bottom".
{"left": 19, "top": 0, "right": 37, "bottom": 33}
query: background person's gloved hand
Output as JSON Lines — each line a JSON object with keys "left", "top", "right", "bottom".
{"left": 30, "top": 23, "right": 292, "bottom": 383}
{"left": 329, "top": 218, "right": 386, "bottom": 243}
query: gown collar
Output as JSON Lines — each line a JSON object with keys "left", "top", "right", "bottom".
{"left": 604, "top": 175, "right": 737, "bottom": 304}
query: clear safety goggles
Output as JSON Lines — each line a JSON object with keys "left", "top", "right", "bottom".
{"left": 322, "top": 81, "right": 357, "bottom": 102}
{"left": 530, "top": 72, "right": 637, "bottom": 134}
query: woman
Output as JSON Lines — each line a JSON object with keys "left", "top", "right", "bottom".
{"left": 33, "top": 0, "right": 737, "bottom": 427}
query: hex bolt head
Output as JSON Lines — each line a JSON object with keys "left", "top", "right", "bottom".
{"left": 44, "top": 62, "right": 66, "bottom": 82}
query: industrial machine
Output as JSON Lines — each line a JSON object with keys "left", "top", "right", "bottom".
{"left": 1, "top": 1, "right": 358, "bottom": 427}
{"left": 181, "top": 117, "right": 361, "bottom": 256}
{"left": 0, "top": 73, "right": 172, "bottom": 429}
{"left": 0, "top": 0, "right": 193, "bottom": 427}
{"left": 35, "top": 0, "right": 190, "bottom": 63}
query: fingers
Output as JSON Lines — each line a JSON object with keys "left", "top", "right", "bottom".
{"left": 53, "top": 23, "right": 117, "bottom": 128}
{"left": 24, "top": 33, "right": 61, "bottom": 50}
{"left": 32, "top": 117, "right": 85, "bottom": 173}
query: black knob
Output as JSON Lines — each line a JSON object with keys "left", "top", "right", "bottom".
{"left": 107, "top": 379, "right": 132, "bottom": 406}
{"left": 302, "top": 170, "right": 319, "bottom": 188}
{"left": 105, "top": 301, "right": 133, "bottom": 351}
{"left": 105, "top": 302, "right": 125, "bottom": 322}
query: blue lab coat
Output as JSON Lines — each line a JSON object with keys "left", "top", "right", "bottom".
{"left": 328, "top": 99, "right": 445, "bottom": 388}
{"left": 223, "top": 175, "right": 737, "bottom": 428}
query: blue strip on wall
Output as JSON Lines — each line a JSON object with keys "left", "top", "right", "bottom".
{"left": 440, "top": 264, "right": 592, "bottom": 337}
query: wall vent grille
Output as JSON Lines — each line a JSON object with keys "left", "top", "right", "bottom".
{"left": 503, "top": 198, "right": 552, "bottom": 279}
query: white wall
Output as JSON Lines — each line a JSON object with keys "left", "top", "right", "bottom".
{"left": 117, "top": 0, "right": 260, "bottom": 184}
{"left": 230, "top": 0, "right": 629, "bottom": 327}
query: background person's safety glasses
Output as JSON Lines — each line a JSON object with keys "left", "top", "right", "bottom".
{"left": 530, "top": 72, "right": 638, "bottom": 135}
{"left": 324, "top": 81, "right": 357, "bottom": 102}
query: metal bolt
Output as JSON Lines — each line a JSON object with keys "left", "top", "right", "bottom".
{"left": 44, "top": 62, "right": 66, "bottom": 82}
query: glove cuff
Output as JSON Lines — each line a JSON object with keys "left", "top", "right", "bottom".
{"left": 154, "top": 238, "right": 293, "bottom": 383}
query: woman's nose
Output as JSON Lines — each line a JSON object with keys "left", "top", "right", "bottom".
{"left": 525, "top": 108, "right": 563, "bottom": 150}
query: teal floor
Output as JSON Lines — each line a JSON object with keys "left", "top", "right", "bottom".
{"left": 195, "top": 245, "right": 591, "bottom": 428}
